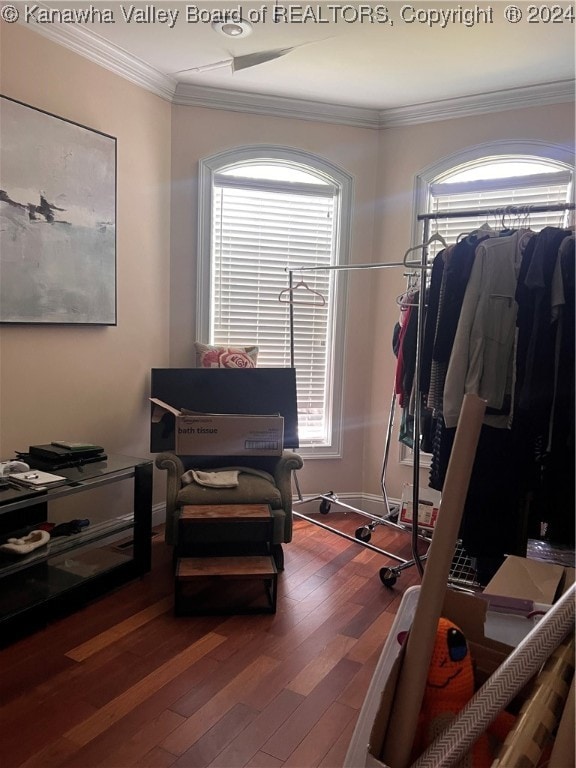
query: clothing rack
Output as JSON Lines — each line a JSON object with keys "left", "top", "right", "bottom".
{"left": 288, "top": 201, "right": 575, "bottom": 587}
{"left": 288, "top": 258, "right": 434, "bottom": 579}
{"left": 408, "top": 201, "right": 574, "bottom": 585}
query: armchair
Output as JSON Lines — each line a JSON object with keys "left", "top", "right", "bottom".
{"left": 155, "top": 450, "right": 304, "bottom": 569}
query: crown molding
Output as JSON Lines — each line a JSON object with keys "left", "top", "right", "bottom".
{"left": 174, "top": 79, "right": 575, "bottom": 128}
{"left": 173, "top": 83, "right": 380, "bottom": 128}
{"left": 378, "top": 79, "right": 576, "bottom": 127}
{"left": 19, "top": 13, "right": 177, "bottom": 101}
{"left": 21, "top": 17, "right": 575, "bottom": 128}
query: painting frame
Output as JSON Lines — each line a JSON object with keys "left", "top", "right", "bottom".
{"left": 0, "top": 95, "right": 117, "bottom": 325}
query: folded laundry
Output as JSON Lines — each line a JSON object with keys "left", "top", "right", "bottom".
{"left": 0, "top": 529, "right": 50, "bottom": 555}
{"left": 181, "top": 469, "right": 240, "bottom": 488}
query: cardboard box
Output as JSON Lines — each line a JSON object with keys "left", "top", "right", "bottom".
{"left": 345, "top": 587, "right": 535, "bottom": 768}
{"left": 399, "top": 484, "right": 441, "bottom": 530}
{"left": 150, "top": 398, "right": 284, "bottom": 456}
{"left": 483, "top": 554, "right": 574, "bottom": 606}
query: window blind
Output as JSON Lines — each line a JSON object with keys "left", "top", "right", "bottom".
{"left": 428, "top": 172, "right": 573, "bottom": 246}
{"left": 212, "top": 180, "right": 337, "bottom": 442}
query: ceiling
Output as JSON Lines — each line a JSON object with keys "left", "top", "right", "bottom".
{"left": 16, "top": 1, "right": 576, "bottom": 124}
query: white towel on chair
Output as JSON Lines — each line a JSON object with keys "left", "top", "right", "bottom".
{"left": 182, "top": 469, "right": 240, "bottom": 488}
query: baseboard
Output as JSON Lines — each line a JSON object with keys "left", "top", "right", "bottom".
{"left": 152, "top": 502, "right": 166, "bottom": 530}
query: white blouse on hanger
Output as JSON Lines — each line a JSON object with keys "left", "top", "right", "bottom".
{"left": 443, "top": 229, "right": 534, "bottom": 429}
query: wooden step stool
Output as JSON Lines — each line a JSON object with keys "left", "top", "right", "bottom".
{"left": 175, "top": 504, "right": 278, "bottom": 615}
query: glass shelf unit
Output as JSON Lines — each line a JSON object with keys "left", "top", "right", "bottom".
{"left": 0, "top": 454, "right": 152, "bottom": 644}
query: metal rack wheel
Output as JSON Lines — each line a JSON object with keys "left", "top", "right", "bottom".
{"left": 319, "top": 499, "right": 332, "bottom": 514}
{"left": 355, "top": 526, "right": 372, "bottom": 542}
{"left": 379, "top": 567, "right": 398, "bottom": 588}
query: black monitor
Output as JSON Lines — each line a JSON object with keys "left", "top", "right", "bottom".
{"left": 150, "top": 367, "right": 299, "bottom": 453}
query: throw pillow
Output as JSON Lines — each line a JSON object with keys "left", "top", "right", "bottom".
{"left": 194, "top": 342, "right": 258, "bottom": 369}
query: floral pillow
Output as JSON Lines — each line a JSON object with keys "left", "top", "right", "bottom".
{"left": 194, "top": 343, "right": 258, "bottom": 369}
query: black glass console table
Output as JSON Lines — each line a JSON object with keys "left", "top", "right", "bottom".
{"left": 0, "top": 454, "right": 152, "bottom": 644}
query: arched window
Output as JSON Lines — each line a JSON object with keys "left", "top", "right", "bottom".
{"left": 197, "top": 147, "right": 352, "bottom": 455}
{"left": 414, "top": 141, "right": 574, "bottom": 250}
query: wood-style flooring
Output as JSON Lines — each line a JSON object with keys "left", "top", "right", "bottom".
{"left": 0, "top": 510, "right": 425, "bottom": 768}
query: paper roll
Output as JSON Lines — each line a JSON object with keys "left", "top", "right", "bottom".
{"left": 547, "top": 673, "right": 575, "bottom": 768}
{"left": 491, "top": 633, "right": 575, "bottom": 767}
{"left": 380, "top": 393, "right": 487, "bottom": 768}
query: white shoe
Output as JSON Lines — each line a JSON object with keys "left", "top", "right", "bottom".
{"left": 0, "top": 530, "right": 50, "bottom": 555}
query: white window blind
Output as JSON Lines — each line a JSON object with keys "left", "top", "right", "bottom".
{"left": 212, "top": 176, "right": 337, "bottom": 443}
{"left": 428, "top": 170, "right": 573, "bottom": 245}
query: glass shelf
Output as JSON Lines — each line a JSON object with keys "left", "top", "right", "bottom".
{"left": 0, "top": 514, "right": 135, "bottom": 579}
{"left": 0, "top": 454, "right": 152, "bottom": 643}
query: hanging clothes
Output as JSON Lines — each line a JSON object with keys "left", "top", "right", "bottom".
{"left": 443, "top": 229, "right": 534, "bottom": 429}
{"left": 393, "top": 292, "right": 414, "bottom": 409}
{"left": 420, "top": 249, "right": 447, "bottom": 399}
{"left": 427, "top": 232, "right": 493, "bottom": 415}
{"left": 511, "top": 228, "right": 574, "bottom": 546}
{"left": 393, "top": 290, "right": 418, "bottom": 449}
{"left": 398, "top": 291, "right": 419, "bottom": 409}
{"left": 406, "top": 217, "right": 574, "bottom": 579}
{"left": 393, "top": 287, "right": 437, "bottom": 453}
{"left": 546, "top": 234, "right": 575, "bottom": 545}
{"left": 516, "top": 227, "right": 572, "bottom": 421}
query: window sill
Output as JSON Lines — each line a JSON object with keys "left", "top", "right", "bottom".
{"left": 297, "top": 445, "right": 343, "bottom": 460}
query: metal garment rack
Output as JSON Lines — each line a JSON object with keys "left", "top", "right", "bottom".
{"left": 287, "top": 259, "right": 434, "bottom": 584}
{"left": 288, "top": 201, "right": 575, "bottom": 587}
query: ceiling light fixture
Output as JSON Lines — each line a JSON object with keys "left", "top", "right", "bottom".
{"left": 212, "top": 19, "right": 253, "bottom": 38}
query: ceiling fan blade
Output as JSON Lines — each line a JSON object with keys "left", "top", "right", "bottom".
{"left": 173, "top": 44, "right": 299, "bottom": 77}
{"left": 231, "top": 47, "right": 295, "bottom": 72}
{"left": 173, "top": 59, "right": 232, "bottom": 74}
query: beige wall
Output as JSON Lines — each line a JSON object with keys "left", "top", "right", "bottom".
{"left": 1, "top": 23, "right": 574, "bottom": 511}
{"left": 0, "top": 24, "right": 172, "bottom": 505}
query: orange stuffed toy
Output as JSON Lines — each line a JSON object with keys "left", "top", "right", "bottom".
{"left": 412, "top": 617, "right": 515, "bottom": 768}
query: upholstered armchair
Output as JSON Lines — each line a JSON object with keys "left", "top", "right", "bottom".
{"left": 155, "top": 450, "right": 304, "bottom": 568}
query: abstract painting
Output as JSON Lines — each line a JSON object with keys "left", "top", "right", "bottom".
{"left": 0, "top": 97, "right": 116, "bottom": 324}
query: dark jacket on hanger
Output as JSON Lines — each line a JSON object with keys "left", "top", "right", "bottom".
{"left": 432, "top": 234, "right": 490, "bottom": 365}
{"left": 517, "top": 227, "right": 572, "bottom": 423}
{"left": 420, "top": 250, "right": 445, "bottom": 397}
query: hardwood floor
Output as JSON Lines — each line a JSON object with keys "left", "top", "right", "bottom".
{"left": 0, "top": 511, "right": 425, "bottom": 768}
